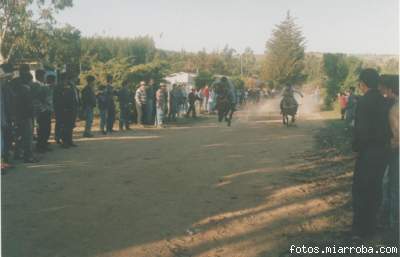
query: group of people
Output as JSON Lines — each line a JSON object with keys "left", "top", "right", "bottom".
{"left": 351, "top": 68, "right": 398, "bottom": 242}
{"left": 1, "top": 63, "right": 83, "bottom": 168}
{"left": 0, "top": 62, "right": 244, "bottom": 169}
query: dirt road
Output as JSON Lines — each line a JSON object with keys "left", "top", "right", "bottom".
{"left": 2, "top": 105, "right": 351, "bottom": 257}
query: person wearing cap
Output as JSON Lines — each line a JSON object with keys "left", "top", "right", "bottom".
{"left": 155, "top": 83, "right": 167, "bottom": 127}
{"left": 135, "top": 81, "right": 147, "bottom": 126}
{"left": 352, "top": 68, "right": 390, "bottom": 239}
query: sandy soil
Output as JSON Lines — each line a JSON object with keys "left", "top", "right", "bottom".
{"left": 2, "top": 103, "right": 353, "bottom": 257}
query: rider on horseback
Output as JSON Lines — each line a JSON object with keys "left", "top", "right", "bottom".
{"left": 280, "top": 84, "right": 303, "bottom": 124}
{"left": 214, "top": 77, "right": 236, "bottom": 126}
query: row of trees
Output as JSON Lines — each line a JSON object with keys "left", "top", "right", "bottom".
{"left": 0, "top": 0, "right": 77, "bottom": 65}
{"left": 1, "top": 3, "right": 397, "bottom": 107}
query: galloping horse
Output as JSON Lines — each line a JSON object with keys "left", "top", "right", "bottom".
{"left": 280, "top": 85, "right": 303, "bottom": 127}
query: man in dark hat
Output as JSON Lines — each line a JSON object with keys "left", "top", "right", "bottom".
{"left": 352, "top": 68, "right": 390, "bottom": 239}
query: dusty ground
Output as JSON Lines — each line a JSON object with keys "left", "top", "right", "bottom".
{"left": 2, "top": 102, "right": 356, "bottom": 257}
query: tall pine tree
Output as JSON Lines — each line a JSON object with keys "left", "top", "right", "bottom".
{"left": 263, "top": 12, "right": 306, "bottom": 88}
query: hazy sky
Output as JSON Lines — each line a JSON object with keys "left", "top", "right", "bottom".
{"left": 56, "top": 0, "right": 399, "bottom": 54}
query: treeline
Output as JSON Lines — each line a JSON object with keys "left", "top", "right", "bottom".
{"left": 2, "top": 1, "right": 398, "bottom": 110}
{"left": 79, "top": 35, "right": 258, "bottom": 89}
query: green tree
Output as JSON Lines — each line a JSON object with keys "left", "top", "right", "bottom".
{"left": 126, "top": 60, "right": 170, "bottom": 87}
{"left": 80, "top": 36, "right": 156, "bottom": 67}
{"left": 304, "top": 53, "right": 323, "bottom": 83}
{"left": 241, "top": 47, "right": 257, "bottom": 76}
{"left": 0, "top": 0, "right": 73, "bottom": 62}
{"left": 46, "top": 25, "right": 81, "bottom": 76}
{"left": 262, "top": 12, "right": 306, "bottom": 88}
{"left": 194, "top": 70, "right": 213, "bottom": 89}
{"left": 342, "top": 56, "right": 362, "bottom": 90}
{"left": 322, "top": 53, "right": 349, "bottom": 109}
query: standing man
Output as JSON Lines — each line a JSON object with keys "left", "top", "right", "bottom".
{"left": 203, "top": 85, "right": 210, "bottom": 113}
{"left": 97, "top": 84, "right": 107, "bottom": 134}
{"left": 352, "top": 68, "right": 390, "bottom": 239}
{"left": 338, "top": 92, "right": 348, "bottom": 120}
{"left": 118, "top": 80, "right": 132, "bottom": 131}
{"left": 346, "top": 87, "right": 357, "bottom": 127}
{"left": 155, "top": 83, "right": 167, "bottom": 127}
{"left": 81, "top": 75, "right": 97, "bottom": 137}
{"left": 135, "top": 81, "right": 147, "bottom": 127}
{"left": 58, "top": 73, "right": 78, "bottom": 148}
{"left": 105, "top": 74, "right": 116, "bottom": 133}
{"left": 0, "top": 63, "right": 15, "bottom": 169}
{"left": 14, "top": 65, "right": 38, "bottom": 163}
{"left": 145, "top": 79, "right": 156, "bottom": 125}
{"left": 35, "top": 69, "right": 52, "bottom": 152}
{"left": 168, "top": 84, "right": 178, "bottom": 121}
{"left": 186, "top": 88, "right": 200, "bottom": 118}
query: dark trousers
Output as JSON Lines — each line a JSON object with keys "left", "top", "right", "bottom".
{"left": 1, "top": 124, "right": 13, "bottom": 162}
{"left": 37, "top": 110, "right": 51, "bottom": 149}
{"left": 55, "top": 112, "right": 62, "bottom": 143}
{"left": 341, "top": 108, "right": 346, "bottom": 120}
{"left": 106, "top": 107, "right": 115, "bottom": 132}
{"left": 136, "top": 103, "right": 145, "bottom": 125}
{"left": 60, "top": 112, "right": 74, "bottom": 146}
{"left": 119, "top": 105, "right": 130, "bottom": 130}
{"left": 15, "top": 118, "right": 33, "bottom": 160}
{"left": 186, "top": 104, "right": 196, "bottom": 118}
{"left": 352, "top": 147, "right": 388, "bottom": 236}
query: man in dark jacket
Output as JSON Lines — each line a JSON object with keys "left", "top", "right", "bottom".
{"left": 352, "top": 68, "right": 390, "bottom": 238}
{"left": 14, "top": 65, "right": 38, "bottom": 163}
{"left": 57, "top": 73, "right": 78, "bottom": 148}
{"left": 0, "top": 63, "right": 15, "bottom": 168}
{"left": 118, "top": 80, "right": 132, "bottom": 131}
{"left": 186, "top": 88, "right": 200, "bottom": 118}
{"left": 35, "top": 69, "right": 52, "bottom": 152}
{"left": 81, "top": 75, "right": 97, "bottom": 137}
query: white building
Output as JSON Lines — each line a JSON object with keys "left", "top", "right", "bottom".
{"left": 164, "top": 72, "right": 197, "bottom": 93}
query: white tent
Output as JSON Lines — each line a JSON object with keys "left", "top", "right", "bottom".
{"left": 164, "top": 72, "right": 197, "bottom": 93}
